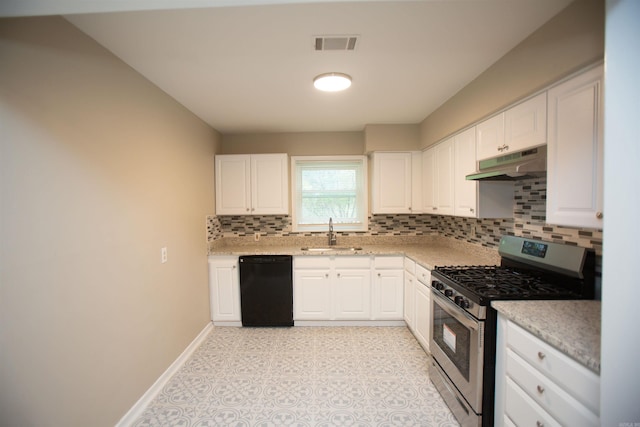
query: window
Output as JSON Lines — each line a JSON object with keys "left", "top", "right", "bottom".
{"left": 291, "top": 156, "right": 368, "bottom": 232}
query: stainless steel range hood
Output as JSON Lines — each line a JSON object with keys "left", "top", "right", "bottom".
{"left": 466, "top": 145, "right": 546, "bottom": 181}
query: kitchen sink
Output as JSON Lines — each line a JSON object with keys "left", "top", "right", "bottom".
{"left": 300, "top": 246, "right": 363, "bottom": 252}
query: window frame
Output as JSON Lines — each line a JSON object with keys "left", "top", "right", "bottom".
{"left": 290, "top": 155, "right": 369, "bottom": 233}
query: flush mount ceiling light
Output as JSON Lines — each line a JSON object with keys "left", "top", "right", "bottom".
{"left": 313, "top": 73, "right": 352, "bottom": 92}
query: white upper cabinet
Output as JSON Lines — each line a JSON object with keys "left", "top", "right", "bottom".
{"left": 453, "top": 127, "right": 478, "bottom": 217}
{"left": 546, "top": 65, "right": 604, "bottom": 229}
{"left": 215, "top": 153, "right": 289, "bottom": 215}
{"left": 504, "top": 92, "right": 547, "bottom": 152}
{"left": 476, "top": 113, "right": 505, "bottom": 161}
{"left": 477, "top": 93, "right": 547, "bottom": 161}
{"left": 371, "top": 152, "right": 418, "bottom": 214}
{"left": 423, "top": 139, "right": 454, "bottom": 215}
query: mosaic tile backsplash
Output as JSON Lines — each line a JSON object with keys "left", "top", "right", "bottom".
{"left": 207, "top": 177, "right": 603, "bottom": 253}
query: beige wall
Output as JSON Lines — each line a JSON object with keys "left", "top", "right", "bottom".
{"left": 420, "top": 0, "right": 605, "bottom": 148}
{"left": 364, "top": 124, "right": 420, "bottom": 153}
{"left": 221, "top": 131, "right": 363, "bottom": 155}
{"left": 0, "top": 16, "right": 220, "bottom": 426}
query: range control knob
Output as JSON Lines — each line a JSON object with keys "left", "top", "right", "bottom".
{"left": 433, "top": 281, "right": 445, "bottom": 291}
{"left": 444, "top": 289, "right": 454, "bottom": 297}
{"left": 454, "top": 296, "right": 470, "bottom": 308}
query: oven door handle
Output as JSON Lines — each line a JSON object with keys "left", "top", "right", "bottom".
{"left": 431, "top": 289, "right": 479, "bottom": 331}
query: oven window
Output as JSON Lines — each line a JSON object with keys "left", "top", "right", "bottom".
{"left": 432, "top": 301, "right": 471, "bottom": 381}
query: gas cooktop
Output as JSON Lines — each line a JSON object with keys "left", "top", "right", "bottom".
{"left": 433, "top": 265, "right": 582, "bottom": 301}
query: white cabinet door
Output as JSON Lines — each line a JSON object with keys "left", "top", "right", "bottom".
{"left": 477, "top": 113, "right": 506, "bottom": 161}
{"left": 371, "top": 152, "right": 413, "bottom": 214}
{"left": 414, "top": 279, "right": 431, "bottom": 352}
{"left": 251, "top": 154, "right": 289, "bottom": 215}
{"left": 422, "top": 148, "right": 437, "bottom": 214}
{"left": 215, "top": 155, "right": 251, "bottom": 215}
{"left": 504, "top": 92, "right": 547, "bottom": 153}
{"left": 546, "top": 65, "right": 604, "bottom": 229}
{"left": 215, "top": 153, "right": 288, "bottom": 215}
{"left": 411, "top": 151, "right": 423, "bottom": 214}
{"left": 435, "top": 138, "right": 455, "bottom": 215}
{"left": 454, "top": 127, "right": 478, "bottom": 217}
{"left": 422, "top": 141, "right": 454, "bottom": 216}
{"left": 208, "top": 257, "right": 241, "bottom": 323}
{"left": 414, "top": 264, "right": 431, "bottom": 351}
{"left": 334, "top": 269, "right": 371, "bottom": 319}
{"left": 403, "top": 271, "right": 416, "bottom": 329}
{"left": 293, "top": 269, "right": 332, "bottom": 320}
{"left": 372, "top": 269, "right": 404, "bottom": 320}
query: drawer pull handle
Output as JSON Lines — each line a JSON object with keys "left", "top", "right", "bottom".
{"left": 537, "top": 351, "right": 546, "bottom": 360}
{"left": 537, "top": 385, "right": 545, "bottom": 394}
{"left": 536, "top": 422, "right": 544, "bottom": 427}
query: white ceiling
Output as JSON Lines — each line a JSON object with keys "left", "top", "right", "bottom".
{"left": 19, "top": 0, "right": 574, "bottom": 134}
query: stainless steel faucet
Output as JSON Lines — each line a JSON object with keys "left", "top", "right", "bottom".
{"left": 328, "top": 217, "right": 337, "bottom": 246}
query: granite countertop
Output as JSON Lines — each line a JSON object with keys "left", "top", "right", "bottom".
{"left": 492, "top": 300, "right": 601, "bottom": 374}
{"left": 207, "top": 235, "right": 501, "bottom": 270}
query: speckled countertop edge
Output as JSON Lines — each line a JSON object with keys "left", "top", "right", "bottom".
{"left": 492, "top": 300, "right": 601, "bottom": 374}
{"left": 208, "top": 235, "right": 501, "bottom": 270}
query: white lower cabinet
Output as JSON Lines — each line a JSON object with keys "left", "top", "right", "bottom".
{"left": 413, "top": 264, "right": 431, "bottom": 352}
{"left": 208, "top": 256, "right": 241, "bottom": 325}
{"left": 334, "top": 256, "right": 372, "bottom": 319}
{"left": 293, "top": 269, "right": 332, "bottom": 320}
{"left": 495, "top": 314, "right": 600, "bottom": 427}
{"left": 293, "top": 256, "right": 333, "bottom": 320}
{"left": 372, "top": 256, "right": 404, "bottom": 320}
{"left": 403, "top": 258, "right": 416, "bottom": 329}
{"left": 293, "top": 255, "right": 402, "bottom": 322}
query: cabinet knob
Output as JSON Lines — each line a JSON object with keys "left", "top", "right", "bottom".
{"left": 536, "top": 385, "right": 545, "bottom": 394}
{"left": 232, "top": 265, "right": 236, "bottom": 269}
{"left": 536, "top": 422, "right": 544, "bottom": 427}
{"left": 378, "top": 273, "right": 381, "bottom": 277}
{"left": 337, "top": 273, "right": 341, "bottom": 278}
{"left": 470, "top": 208, "right": 474, "bottom": 213}
{"left": 537, "top": 351, "right": 546, "bottom": 360}
{"left": 596, "top": 211, "right": 603, "bottom": 219}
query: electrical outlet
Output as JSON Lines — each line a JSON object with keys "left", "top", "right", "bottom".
{"left": 161, "top": 247, "right": 168, "bottom": 263}
{"left": 254, "top": 232, "right": 260, "bottom": 242}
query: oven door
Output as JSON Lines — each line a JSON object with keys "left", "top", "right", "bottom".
{"left": 430, "top": 289, "right": 484, "bottom": 413}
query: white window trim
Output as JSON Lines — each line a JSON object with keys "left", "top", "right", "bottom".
{"left": 290, "top": 155, "right": 369, "bottom": 233}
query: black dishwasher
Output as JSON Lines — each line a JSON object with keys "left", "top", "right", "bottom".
{"left": 239, "top": 255, "right": 293, "bottom": 327}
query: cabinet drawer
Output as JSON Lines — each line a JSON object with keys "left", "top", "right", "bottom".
{"left": 415, "top": 264, "right": 431, "bottom": 285}
{"left": 404, "top": 257, "right": 416, "bottom": 274}
{"left": 334, "top": 256, "right": 371, "bottom": 269}
{"left": 506, "top": 321, "right": 600, "bottom": 414}
{"left": 505, "top": 377, "right": 561, "bottom": 427}
{"left": 506, "top": 349, "right": 599, "bottom": 427}
{"left": 373, "top": 256, "right": 404, "bottom": 269}
{"left": 294, "top": 256, "right": 331, "bottom": 269}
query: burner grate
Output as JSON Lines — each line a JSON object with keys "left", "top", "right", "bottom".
{"left": 434, "top": 265, "right": 579, "bottom": 300}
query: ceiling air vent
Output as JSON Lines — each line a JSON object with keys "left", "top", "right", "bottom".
{"left": 314, "top": 35, "right": 358, "bottom": 51}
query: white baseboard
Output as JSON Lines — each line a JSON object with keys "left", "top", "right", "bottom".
{"left": 294, "top": 320, "right": 407, "bottom": 327}
{"left": 115, "top": 321, "right": 214, "bottom": 427}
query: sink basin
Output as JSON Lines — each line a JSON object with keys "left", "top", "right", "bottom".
{"left": 301, "top": 246, "right": 363, "bottom": 252}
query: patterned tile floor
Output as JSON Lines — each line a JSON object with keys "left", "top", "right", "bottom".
{"left": 132, "top": 326, "right": 460, "bottom": 426}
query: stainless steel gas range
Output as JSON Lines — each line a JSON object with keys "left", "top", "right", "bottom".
{"left": 429, "top": 235, "right": 596, "bottom": 427}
